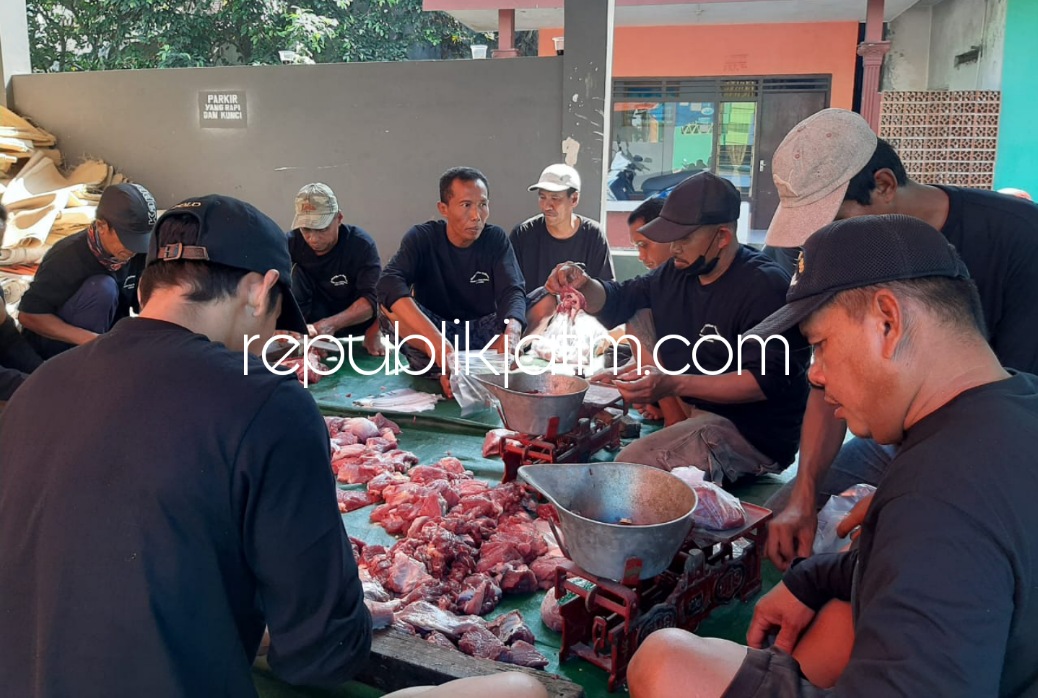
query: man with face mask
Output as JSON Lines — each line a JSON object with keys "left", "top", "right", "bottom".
{"left": 545, "top": 172, "right": 810, "bottom": 483}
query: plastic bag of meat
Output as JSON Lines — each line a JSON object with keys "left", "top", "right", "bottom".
{"left": 482, "top": 428, "right": 518, "bottom": 457}
{"left": 671, "top": 466, "right": 746, "bottom": 530}
{"left": 539, "top": 588, "right": 563, "bottom": 633}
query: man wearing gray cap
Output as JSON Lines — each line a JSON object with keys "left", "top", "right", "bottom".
{"left": 761, "top": 108, "right": 1038, "bottom": 570}
{"left": 627, "top": 214, "right": 1038, "bottom": 698}
{"left": 19, "top": 182, "right": 157, "bottom": 359}
{"left": 288, "top": 183, "right": 384, "bottom": 355}
{"left": 546, "top": 172, "right": 810, "bottom": 483}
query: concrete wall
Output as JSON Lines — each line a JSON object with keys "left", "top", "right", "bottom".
{"left": 994, "top": 0, "right": 1038, "bottom": 195}
{"left": 10, "top": 58, "right": 564, "bottom": 259}
{"left": 883, "top": 4, "right": 932, "bottom": 91}
{"left": 928, "top": 0, "right": 1007, "bottom": 91}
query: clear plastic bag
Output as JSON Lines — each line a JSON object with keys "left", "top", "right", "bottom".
{"left": 813, "top": 483, "right": 877, "bottom": 555}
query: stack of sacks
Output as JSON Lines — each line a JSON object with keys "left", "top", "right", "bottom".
{"left": 0, "top": 106, "right": 127, "bottom": 266}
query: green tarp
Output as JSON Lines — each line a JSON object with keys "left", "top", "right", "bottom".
{"left": 255, "top": 354, "right": 789, "bottom": 698}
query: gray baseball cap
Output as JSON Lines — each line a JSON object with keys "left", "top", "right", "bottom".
{"left": 291, "top": 183, "right": 338, "bottom": 230}
{"left": 764, "top": 109, "right": 878, "bottom": 249}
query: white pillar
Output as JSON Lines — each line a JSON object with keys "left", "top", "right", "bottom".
{"left": 0, "top": 0, "right": 32, "bottom": 107}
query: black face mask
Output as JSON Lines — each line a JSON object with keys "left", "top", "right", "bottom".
{"left": 681, "top": 230, "right": 722, "bottom": 277}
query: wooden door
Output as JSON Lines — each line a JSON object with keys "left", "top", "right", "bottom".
{"left": 751, "top": 90, "right": 829, "bottom": 230}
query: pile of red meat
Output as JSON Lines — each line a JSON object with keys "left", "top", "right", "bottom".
{"left": 324, "top": 415, "right": 568, "bottom": 669}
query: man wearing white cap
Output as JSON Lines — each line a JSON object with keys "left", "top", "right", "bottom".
{"left": 762, "top": 108, "right": 1038, "bottom": 570}
{"left": 288, "top": 183, "right": 384, "bottom": 355}
{"left": 510, "top": 164, "right": 613, "bottom": 328}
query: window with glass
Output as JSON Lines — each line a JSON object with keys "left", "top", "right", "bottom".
{"left": 609, "top": 79, "right": 764, "bottom": 205}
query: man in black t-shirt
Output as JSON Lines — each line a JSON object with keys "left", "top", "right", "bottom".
{"left": 18, "top": 182, "right": 156, "bottom": 359}
{"left": 376, "top": 167, "right": 526, "bottom": 397}
{"left": 762, "top": 108, "right": 1038, "bottom": 569}
{"left": 288, "top": 183, "right": 384, "bottom": 355}
{"left": 0, "top": 195, "right": 371, "bottom": 696}
{"left": 547, "top": 172, "right": 810, "bottom": 482}
{"left": 628, "top": 214, "right": 1038, "bottom": 698}
{"left": 509, "top": 164, "right": 614, "bottom": 331}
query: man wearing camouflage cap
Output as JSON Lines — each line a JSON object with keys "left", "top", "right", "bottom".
{"left": 288, "top": 183, "right": 384, "bottom": 355}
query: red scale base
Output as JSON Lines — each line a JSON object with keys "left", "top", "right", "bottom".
{"left": 553, "top": 503, "right": 773, "bottom": 691}
{"left": 499, "top": 400, "right": 625, "bottom": 483}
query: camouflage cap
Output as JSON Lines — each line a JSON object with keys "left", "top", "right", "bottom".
{"left": 292, "top": 183, "right": 338, "bottom": 230}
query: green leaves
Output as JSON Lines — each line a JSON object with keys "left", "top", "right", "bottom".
{"left": 27, "top": 0, "right": 519, "bottom": 71}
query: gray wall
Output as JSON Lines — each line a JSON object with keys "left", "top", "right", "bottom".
{"left": 11, "top": 58, "right": 565, "bottom": 259}
{"left": 928, "top": 0, "right": 1006, "bottom": 90}
{"left": 883, "top": 4, "right": 933, "bottom": 91}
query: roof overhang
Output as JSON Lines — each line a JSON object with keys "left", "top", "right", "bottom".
{"left": 424, "top": 0, "right": 925, "bottom": 32}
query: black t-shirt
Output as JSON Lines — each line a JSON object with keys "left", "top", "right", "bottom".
{"left": 288, "top": 224, "right": 381, "bottom": 329}
{"left": 0, "top": 319, "right": 371, "bottom": 697}
{"left": 596, "top": 246, "right": 810, "bottom": 466}
{"left": 935, "top": 186, "right": 1038, "bottom": 373}
{"left": 377, "top": 220, "right": 527, "bottom": 327}
{"left": 508, "top": 214, "right": 615, "bottom": 288}
{"left": 19, "top": 229, "right": 143, "bottom": 320}
{"left": 784, "top": 372, "right": 1038, "bottom": 696}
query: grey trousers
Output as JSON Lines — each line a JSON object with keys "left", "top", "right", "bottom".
{"left": 616, "top": 409, "right": 778, "bottom": 485}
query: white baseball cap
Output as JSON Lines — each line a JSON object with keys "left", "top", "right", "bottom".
{"left": 529, "top": 164, "right": 581, "bottom": 193}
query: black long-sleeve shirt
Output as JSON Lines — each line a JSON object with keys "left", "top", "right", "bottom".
{"left": 784, "top": 373, "right": 1038, "bottom": 696}
{"left": 377, "top": 220, "right": 527, "bottom": 328}
{"left": 0, "top": 319, "right": 371, "bottom": 697}
{"left": 288, "top": 223, "right": 381, "bottom": 326}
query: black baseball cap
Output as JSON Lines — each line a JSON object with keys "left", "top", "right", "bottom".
{"left": 146, "top": 195, "right": 307, "bottom": 333}
{"left": 748, "top": 214, "right": 970, "bottom": 338}
{"left": 96, "top": 183, "right": 157, "bottom": 254}
{"left": 639, "top": 172, "right": 741, "bottom": 243}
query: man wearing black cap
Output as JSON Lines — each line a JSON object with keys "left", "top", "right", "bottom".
{"left": 18, "top": 182, "right": 157, "bottom": 359}
{"left": 0, "top": 195, "right": 372, "bottom": 695}
{"left": 626, "top": 215, "right": 1038, "bottom": 697}
{"left": 546, "top": 172, "right": 810, "bottom": 482}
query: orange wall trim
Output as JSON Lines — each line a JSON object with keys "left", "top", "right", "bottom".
{"left": 540, "top": 22, "right": 858, "bottom": 109}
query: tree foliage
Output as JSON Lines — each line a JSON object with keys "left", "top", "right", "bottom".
{"left": 26, "top": 0, "right": 537, "bottom": 72}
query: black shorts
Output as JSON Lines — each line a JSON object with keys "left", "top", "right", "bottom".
{"left": 721, "top": 648, "right": 827, "bottom": 698}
